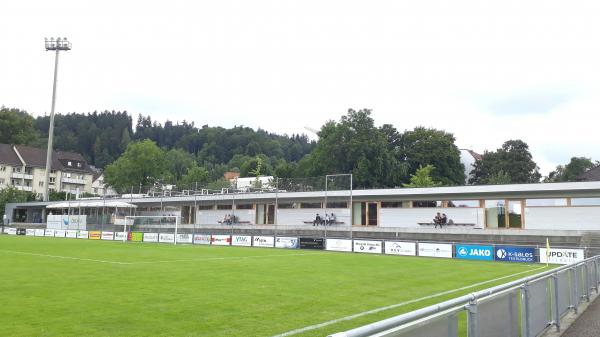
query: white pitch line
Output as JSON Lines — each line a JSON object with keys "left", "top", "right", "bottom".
{"left": 271, "top": 265, "right": 548, "bottom": 337}
{"left": 0, "top": 249, "right": 131, "bottom": 265}
{"left": 130, "top": 252, "right": 322, "bottom": 264}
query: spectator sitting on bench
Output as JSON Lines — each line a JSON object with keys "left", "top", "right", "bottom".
{"left": 324, "top": 213, "right": 330, "bottom": 226}
{"left": 441, "top": 213, "right": 448, "bottom": 227}
{"left": 313, "top": 213, "right": 321, "bottom": 226}
{"left": 330, "top": 213, "right": 336, "bottom": 225}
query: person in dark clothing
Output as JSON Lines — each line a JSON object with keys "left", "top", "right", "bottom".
{"left": 441, "top": 213, "right": 448, "bottom": 228}
{"left": 313, "top": 213, "right": 321, "bottom": 226}
{"left": 433, "top": 212, "right": 442, "bottom": 228}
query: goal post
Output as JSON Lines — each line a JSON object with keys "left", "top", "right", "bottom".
{"left": 123, "top": 215, "right": 180, "bottom": 245}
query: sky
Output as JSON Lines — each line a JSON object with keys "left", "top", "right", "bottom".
{"left": 1, "top": 0, "right": 600, "bottom": 175}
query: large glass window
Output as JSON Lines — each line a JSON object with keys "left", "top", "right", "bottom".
{"left": 235, "top": 204, "right": 253, "bottom": 210}
{"left": 300, "top": 202, "right": 321, "bottom": 209}
{"left": 217, "top": 204, "right": 233, "bottom": 210}
{"left": 485, "top": 200, "right": 505, "bottom": 229}
{"left": 326, "top": 202, "right": 348, "bottom": 208}
{"left": 526, "top": 198, "right": 568, "bottom": 207}
{"left": 447, "top": 200, "right": 480, "bottom": 208}
{"left": 381, "top": 201, "right": 404, "bottom": 208}
{"left": 571, "top": 198, "right": 600, "bottom": 206}
{"left": 412, "top": 201, "right": 442, "bottom": 208}
{"left": 277, "top": 203, "right": 296, "bottom": 209}
{"left": 507, "top": 200, "right": 522, "bottom": 228}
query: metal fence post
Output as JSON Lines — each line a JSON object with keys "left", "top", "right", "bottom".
{"left": 584, "top": 263, "right": 590, "bottom": 302}
{"left": 595, "top": 258, "right": 600, "bottom": 292}
{"left": 571, "top": 268, "right": 579, "bottom": 314}
{"left": 521, "top": 283, "right": 531, "bottom": 337}
{"left": 552, "top": 274, "right": 560, "bottom": 332}
{"left": 467, "top": 296, "right": 478, "bottom": 337}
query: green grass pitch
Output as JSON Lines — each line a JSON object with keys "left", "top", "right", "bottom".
{"left": 0, "top": 236, "right": 551, "bottom": 337}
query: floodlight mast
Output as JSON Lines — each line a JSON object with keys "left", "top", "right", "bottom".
{"left": 43, "top": 38, "right": 71, "bottom": 202}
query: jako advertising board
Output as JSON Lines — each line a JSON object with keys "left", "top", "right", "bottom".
{"left": 253, "top": 236, "right": 274, "bottom": 248}
{"left": 495, "top": 246, "right": 537, "bottom": 263}
{"left": 193, "top": 234, "right": 211, "bottom": 245}
{"left": 211, "top": 235, "right": 231, "bottom": 246}
{"left": 231, "top": 235, "right": 253, "bottom": 246}
{"left": 275, "top": 237, "right": 299, "bottom": 249}
{"left": 353, "top": 240, "right": 382, "bottom": 254}
{"left": 384, "top": 241, "right": 416, "bottom": 256}
{"left": 455, "top": 244, "right": 494, "bottom": 261}
{"left": 159, "top": 233, "right": 175, "bottom": 243}
{"left": 176, "top": 234, "right": 193, "bottom": 244}
{"left": 143, "top": 233, "right": 159, "bottom": 243}
{"left": 299, "top": 238, "right": 324, "bottom": 250}
{"left": 418, "top": 243, "right": 453, "bottom": 258}
{"left": 326, "top": 238, "right": 353, "bottom": 252}
{"left": 101, "top": 232, "right": 114, "bottom": 240}
{"left": 539, "top": 248, "right": 585, "bottom": 265}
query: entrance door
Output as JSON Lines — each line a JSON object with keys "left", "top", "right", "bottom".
{"left": 267, "top": 204, "right": 275, "bottom": 224}
{"left": 367, "top": 202, "right": 378, "bottom": 226}
{"left": 352, "top": 202, "right": 379, "bottom": 226}
{"left": 256, "top": 204, "right": 265, "bottom": 224}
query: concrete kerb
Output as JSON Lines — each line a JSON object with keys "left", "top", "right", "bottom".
{"left": 542, "top": 290, "right": 600, "bottom": 337}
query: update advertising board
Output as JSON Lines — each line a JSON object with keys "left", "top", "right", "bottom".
{"left": 384, "top": 241, "right": 416, "bottom": 256}
{"left": 193, "top": 234, "right": 211, "bottom": 245}
{"left": 159, "top": 233, "right": 175, "bottom": 243}
{"left": 143, "top": 233, "right": 159, "bottom": 243}
{"left": 231, "top": 235, "right": 253, "bottom": 246}
{"left": 539, "top": 248, "right": 585, "bottom": 265}
{"left": 275, "top": 237, "right": 299, "bottom": 249}
{"left": 101, "top": 232, "right": 114, "bottom": 240}
{"left": 299, "top": 238, "right": 324, "bottom": 250}
{"left": 77, "top": 231, "right": 89, "bottom": 239}
{"left": 495, "top": 246, "right": 537, "bottom": 263}
{"left": 353, "top": 240, "right": 382, "bottom": 254}
{"left": 211, "top": 235, "right": 231, "bottom": 246}
{"left": 326, "top": 238, "right": 353, "bottom": 252}
{"left": 455, "top": 244, "right": 494, "bottom": 261}
{"left": 253, "top": 236, "right": 274, "bottom": 248}
{"left": 418, "top": 243, "right": 453, "bottom": 258}
{"left": 88, "top": 231, "right": 102, "bottom": 240}
{"left": 176, "top": 233, "right": 193, "bottom": 244}
{"left": 65, "top": 230, "right": 78, "bottom": 238}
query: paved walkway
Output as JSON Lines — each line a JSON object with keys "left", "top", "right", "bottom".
{"left": 561, "top": 294, "right": 600, "bottom": 337}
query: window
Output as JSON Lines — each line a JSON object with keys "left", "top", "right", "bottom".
{"left": 235, "top": 204, "right": 253, "bottom": 210}
{"left": 0, "top": 178, "right": 4, "bottom": 185}
{"left": 50, "top": 169, "right": 56, "bottom": 174}
{"left": 49, "top": 177, "right": 55, "bottom": 183}
{"left": 447, "top": 200, "right": 480, "bottom": 208}
{"left": 12, "top": 167, "right": 21, "bottom": 173}
{"left": 571, "top": 198, "right": 600, "bottom": 206}
{"left": 0, "top": 166, "right": 5, "bottom": 171}
{"left": 300, "top": 202, "right": 322, "bottom": 209}
{"left": 38, "top": 181, "right": 44, "bottom": 187}
{"left": 326, "top": 202, "right": 348, "bottom": 208}
{"left": 216, "top": 204, "right": 233, "bottom": 210}
{"left": 485, "top": 200, "right": 505, "bottom": 229}
{"left": 67, "top": 161, "right": 72, "bottom": 166}
{"left": 277, "top": 203, "right": 296, "bottom": 209}
{"left": 65, "top": 173, "right": 71, "bottom": 178}
{"left": 412, "top": 200, "right": 442, "bottom": 208}
{"left": 77, "top": 162, "right": 82, "bottom": 168}
{"left": 526, "top": 198, "right": 567, "bottom": 207}
{"left": 381, "top": 201, "right": 404, "bottom": 208}
{"left": 197, "top": 205, "right": 214, "bottom": 210}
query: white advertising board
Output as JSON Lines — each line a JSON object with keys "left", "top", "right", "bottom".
{"left": 101, "top": 231, "right": 114, "bottom": 240}
{"left": 193, "top": 234, "right": 211, "bottom": 245}
{"left": 144, "top": 233, "right": 159, "bottom": 243}
{"left": 114, "top": 232, "right": 128, "bottom": 241}
{"left": 176, "top": 233, "right": 193, "bottom": 244}
{"left": 384, "top": 241, "right": 417, "bottom": 256}
{"left": 326, "top": 238, "right": 353, "bottom": 252}
{"left": 353, "top": 240, "right": 383, "bottom": 254}
{"left": 65, "top": 230, "right": 78, "bottom": 238}
{"left": 26, "top": 229, "right": 36, "bottom": 236}
{"left": 211, "top": 234, "right": 231, "bottom": 246}
{"left": 35, "top": 229, "right": 46, "bottom": 237}
{"left": 231, "top": 235, "right": 253, "bottom": 246}
{"left": 275, "top": 237, "right": 299, "bottom": 249}
{"left": 418, "top": 243, "right": 453, "bottom": 258}
{"left": 159, "top": 233, "right": 175, "bottom": 243}
{"left": 253, "top": 236, "right": 274, "bottom": 248}
{"left": 46, "top": 215, "right": 87, "bottom": 230}
{"left": 54, "top": 230, "right": 66, "bottom": 238}
{"left": 77, "top": 230, "right": 89, "bottom": 239}
{"left": 5, "top": 227, "right": 17, "bottom": 235}
{"left": 539, "top": 248, "right": 585, "bottom": 265}
{"left": 44, "top": 229, "right": 55, "bottom": 237}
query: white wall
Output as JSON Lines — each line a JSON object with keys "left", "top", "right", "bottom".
{"left": 379, "top": 208, "right": 484, "bottom": 229}
{"left": 196, "top": 209, "right": 255, "bottom": 224}
{"left": 276, "top": 208, "right": 351, "bottom": 226}
{"left": 525, "top": 207, "right": 600, "bottom": 230}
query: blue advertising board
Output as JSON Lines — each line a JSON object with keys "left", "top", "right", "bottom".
{"left": 455, "top": 244, "right": 494, "bottom": 261}
{"left": 494, "top": 246, "right": 537, "bottom": 263}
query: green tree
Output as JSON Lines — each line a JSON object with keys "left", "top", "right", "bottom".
{"left": 164, "top": 148, "right": 196, "bottom": 184}
{"left": 104, "top": 140, "right": 167, "bottom": 191}
{"left": 469, "top": 140, "right": 541, "bottom": 184}
{"left": 207, "top": 178, "right": 232, "bottom": 191}
{"left": 545, "top": 157, "right": 597, "bottom": 182}
{"left": 179, "top": 166, "right": 210, "bottom": 189}
{"left": 0, "top": 187, "right": 37, "bottom": 220}
{"left": 0, "top": 107, "right": 39, "bottom": 144}
{"left": 403, "top": 165, "right": 442, "bottom": 188}
{"left": 485, "top": 170, "right": 512, "bottom": 185}
{"left": 399, "top": 127, "right": 464, "bottom": 186}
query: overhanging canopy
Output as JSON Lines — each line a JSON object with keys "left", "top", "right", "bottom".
{"left": 46, "top": 201, "right": 137, "bottom": 209}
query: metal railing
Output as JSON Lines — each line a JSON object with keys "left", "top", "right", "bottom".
{"left": 329, "top": 255, "right": 600, "bottom": 337}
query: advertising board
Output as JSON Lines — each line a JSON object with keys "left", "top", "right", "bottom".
{"left": 65, "top": 230, "right": 78, "bottom": 238}
{"left": 114, "top": 232, "right": 128, "bottom": 241}
{"left": 101, "top": 231, "right": 114, "bottom": 240}
{"left": 418, "top": 243, "right": 453, "bottom": 258}
{"left": 455, "top": 244, "right": 494, "bottom": 261}
{"left": 231, "top": 235, "right": 253, "bottom": 246}
{"left": 176, "top": 233, "right": 193, "bottom": 244}
{"left": 5, "top": 227, "right": 17, "bottom": 235}
{"left": 353, "top": 240, "right": 382, "bottom": 254}
{"left": 326, "top": 238, "right": 353, "bottom": 252}
{"left": 253, "top": 236, "right": 274, "bottom": 248}
{"left": 495, "top": 246, "right": 536, "bottom": 263}
{"left": 193, "top": 234, "right": 211, "bottom": 245}
{"left": 384, "top": 241, "right": 416, "bottom": 256}
{"left": 159, "top": 233, "right": 175, "bottom": 243}
{"left": 54, "top": 230, "right": 66, "bottom": 238}
{"left": 275, "top": 237, "right": 299, "bottom": 249}
{"left": 539, "top": 248, "right": 585, "bottom": 265}
{"left": 34, "top": 229, "right": 46, "bottom": 237}
{"left": 299, "top": 237, "right": 324, "bottom": 250}
{"left": 143, "top": 233, "right": 159, "bottom": 243}
{"left": 26, "top": 229, "right": 36, "bottom": 236}
{"left": 130, "top": 232, "right": 144, "bottom": 242}
{"left": 44, "top": 229, "right": 55, "bottom": 237}
{"left": 88, "top": 231, "right": 101, "bottom": 240}
{"left": 77, "top": 230, "right": 89, "bottom": 239}
{"left": 16, "top": 228, "right": 26, "bottom": 235}
{"left": 211, "top": 234, "right": 231, "bottom": 246}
